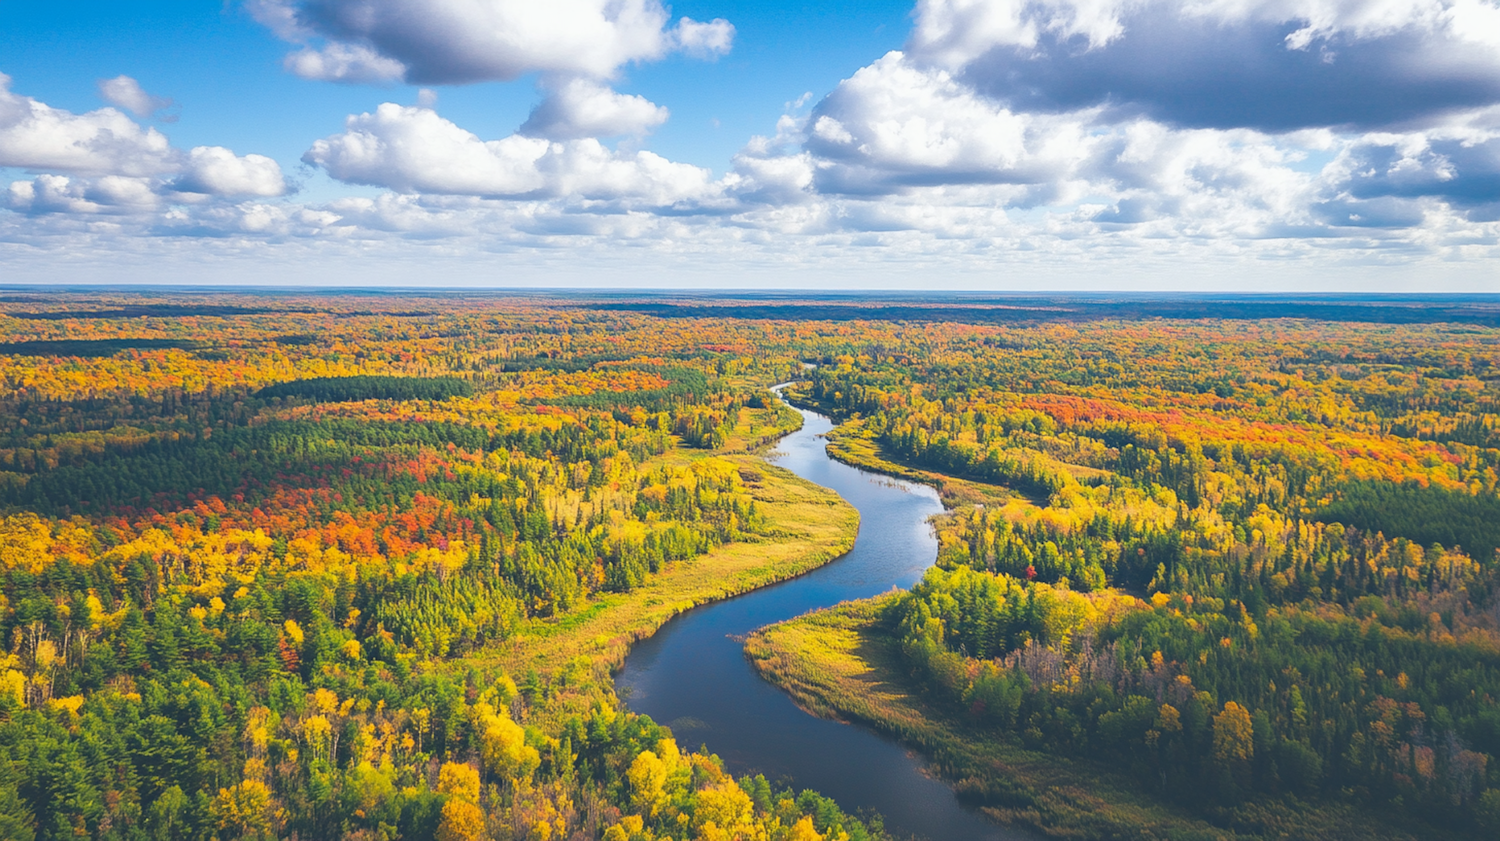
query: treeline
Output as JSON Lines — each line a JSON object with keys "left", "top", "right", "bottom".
{"left": 255, "top": 375, "right": 475, "bottom": 403}
{"left": 888, "top": 566, "right": 1500, "bottom": 832}
{"left": 0, "top": 416, "right": 673, "bottom": 516}
{"left": 0, "top": 339, "right": 203, "bottom": 358}
{"left": 939, "top": 505, "right": 1496, "bottom": 610}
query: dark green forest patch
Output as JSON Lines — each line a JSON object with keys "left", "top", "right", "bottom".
{"left": 254, "top": 375, "right": 474, "bottom": 403}
{"left": 1318, "top": 480, "right": 1500, "bottom": 561}
{"left": 0, "top": 339, "right": 203, "bottom": 357}
{"left": 8, "top": 304, "right": 293, "bottom": 319}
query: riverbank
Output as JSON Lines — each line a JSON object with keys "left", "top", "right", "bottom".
{"left": 747, "top": 597, "right": 1467, "bottom": 841}
{"left": 780, "top": 390, "right": 1024, "bottom": 511}
{"left": 474, "top": 405, "right": 860, "bottom": 726}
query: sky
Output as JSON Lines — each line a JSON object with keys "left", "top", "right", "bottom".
{"left": 1, "top": 0, "right": 1499, "bottom": 290}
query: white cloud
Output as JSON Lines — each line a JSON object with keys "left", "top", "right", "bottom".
{"left": 8, "top": 0, "right": 1500, "bottom": 287}
{"left": 672, "top": 17, "right": 736, "bottom": 59}
{"left": 724, "top": 150, "right": 817, "bottom": 205}
{"left": 907, "top": 0, "right": 1500, "bottom": 132}
{"left": 252, "top": 0, "right": 732, "bottom": 84}
{"left": 97, "top": 75, "right": 174, "bottom": 119}
{"left": 801, "top": 53, "right": 1100, "bottom": 195}
{"left": 172, "top": 146, "right": 288, "bottom": 197}
{"left": 5, "top": 173, "right": 161, "bottom": 214}
{"left": 6, "top": 175, "right": 101, "bottom": 214}
{"left": 1, "top": 75, "right": 287, "bottom": 213}
{"left": 303, "top": 104, "right": 553, "bottom": 195}
{"left": 304, "top": 103, "right": 716, "bottom": 204}
{"left": 0, "top": 73, "right": 174, "bottom": 177}
{"left": 283, "top": 43, "right": 406, "bottom": 84}
{"left": 519, "top": 79, "right": 669, "bottom": 140}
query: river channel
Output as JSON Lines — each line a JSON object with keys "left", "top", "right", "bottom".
{"left": 616, "top": 395, "right": 1028, "bottom": 841}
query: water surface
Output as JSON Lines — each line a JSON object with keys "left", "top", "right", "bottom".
{"left": 617, "top": 400, "right": 1028, "bottom": 841}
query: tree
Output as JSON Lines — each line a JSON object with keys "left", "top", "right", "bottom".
{"left": 475, "top": 703, "right": 540, "bottom": 785}
{"left": 1213, "top": 702, "right": 1254, "bottom": 765}
{"left": 436, "top": 798, "right": 487, "bottom": 841}
{"left": 214, "top": 779, "right": 273, "bottom": 840}
{"left": 694, "top": 779, "right": 754, "bottom": 836}
{"left": 438, "top": 762, "right": 481, "bottom": 804}
{"left": 627, "top": 750, "right": 667, "bottom": 817}
{"left": 1213, "top": 701, "right": 1255, "bottom": 792}
{"left": 787, "top": 815, "right": 825, "bottom": 841}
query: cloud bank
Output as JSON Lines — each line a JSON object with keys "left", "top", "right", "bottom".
{"left": 251, "top": 0, "right": 733, "bottom": 84}
{"left": 4, "top": 1, "right": 1500, "bottom": 286}
{"left": 1, "top": 74, "right": 286, "bottom": 215}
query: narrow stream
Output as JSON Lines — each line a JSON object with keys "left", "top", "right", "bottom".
{"left": 616, "top": 396, "right": 1028, "bottom": 841}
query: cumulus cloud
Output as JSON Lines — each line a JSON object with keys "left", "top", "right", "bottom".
{"left": 799, "top": 53, "right": 1099, "bottom": 198}
{"left": 1, "top": 73, "right": 175, "bottom": 176}
{"left": 97, "top": 75, "right": 174, "bottom": 119}
{"left": 1, "top": 75, "right": 286, "bottom": 215}
{"left": 304, "top": 105, "right": 552, "bottom": 195}
{"left": 1312, "top": 129, "right": 1500, "bottom": 225}
{"left": 908, "top": 0, "right": 1500, "bottom": 132}
{"left": 251, "top": 0, "right": 732, "bottom": 84}
{"left": 304, "top": 103, "right": 715, "bottom": 204}
{"left": 519, "top": 79, "right": 669, "bottom": 140}
{"left": 172, "top": 146, "right": 288, "bottom": 197}
{"left": 283, "top": 43, "right": 406, "bottom": 84}
{"left": 672, "top": 17, "right": 736, "bottom": 59}
{"left": 5, "top": 174, "right": 159, "bottom": 214}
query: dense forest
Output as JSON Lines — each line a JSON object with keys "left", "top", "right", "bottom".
{"left": 0, "top": 295, "right": 883, "bottom": 841}
{"left": 790, "top": 316, "right": 1500, "bottom": 835}
{"left": 2, "top": 291, "right": 1499, "bottom": 839}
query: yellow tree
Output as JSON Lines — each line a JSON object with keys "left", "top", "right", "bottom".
{"left": 1213, "top": 701, "right": 1255, "bottom": 787}
{"left": 694, "top": 779, "right": 755, "bottom": 839}
{"left": 436, "top": 798, "right": 487, "bottom": 841}
{"left": 475, "top": 702, "right": 540, "bottom": 785}
{"left": 214, "top": 779, "right": 273, "bottom": 840}
{"left": 438, "top": 762, "right": 482, "bottom": 804}
{"left": 627, "top": 750, "right": 667, "bottom": 817}
{"left": 786, "top": 815, "right": 825, "bottom": 841}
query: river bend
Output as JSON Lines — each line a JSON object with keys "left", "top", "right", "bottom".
{"left": 616, "top": 399, "right": 1027, "bottom": 841}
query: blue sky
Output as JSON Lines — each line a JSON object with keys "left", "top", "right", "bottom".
{"left": 2, "top": 0, "right": 1499, "bottom": 289}
{"left": 0, "top": 0, "right": 913, "bottom": 175}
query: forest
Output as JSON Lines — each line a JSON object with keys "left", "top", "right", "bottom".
{"left": 0, "top": 294, "right": 881, "bottom": 841}
{"left": 0, "top": 290, "right": 1498, "bottom": 840}
{"left": 760, "top": 311, "right": 1500, "bottom": 838}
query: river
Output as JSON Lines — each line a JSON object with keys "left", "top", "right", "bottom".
{"left": 616, "top": 395, "right": 1028, "bottom": 841}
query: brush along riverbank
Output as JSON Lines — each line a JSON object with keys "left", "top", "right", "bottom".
{"left": 745, "top": 597, "right": 1468, "bottom": 841}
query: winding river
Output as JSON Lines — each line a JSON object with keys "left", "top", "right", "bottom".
{"left": 616, "top": 395, "right": 1028, "bottom": 841}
